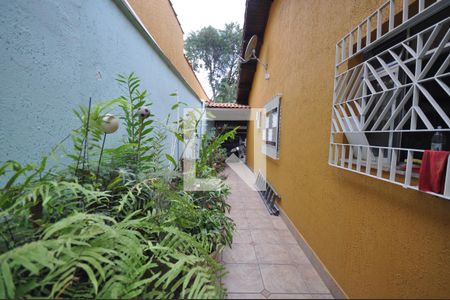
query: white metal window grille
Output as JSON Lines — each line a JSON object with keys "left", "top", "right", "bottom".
{"left": 262, "top": 95, "right": 281, "bottom": 159}
{"left": 336, "top": 0, "right": 446, "bottom": 67}
{"left": 329, "top": 0, "right": 450, "bottom": 200}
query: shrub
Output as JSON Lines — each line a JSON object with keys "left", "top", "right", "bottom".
{"left": 0, "top": 73, "right": 236, "bottom": 299}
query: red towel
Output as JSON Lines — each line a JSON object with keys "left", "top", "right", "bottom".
{"left": 419, "top": 150, "right": 450, "bottom": 193}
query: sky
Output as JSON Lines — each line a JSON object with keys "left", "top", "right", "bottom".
{"left": 171, "top": 0, "right": 246, "bottom": 98}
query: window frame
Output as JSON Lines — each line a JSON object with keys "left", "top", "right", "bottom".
{"left": 262, "top": 95, "right": 281, "bottom": 160}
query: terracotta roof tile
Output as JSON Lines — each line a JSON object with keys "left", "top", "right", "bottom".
{"left": 206, "top": 101, "right": 250, "bottom": 109}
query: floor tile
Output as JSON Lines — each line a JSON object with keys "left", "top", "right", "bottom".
{"left": 246, "top": 210, "right": 272, "bottom": 219}
{"left": 269, "top": 294, "right": 315, "bottom": 299}
{"left": 226, "top": 193, "right": 240, "bottom": 200}
{"left": 222, "top": 264, "right": 264, "bottom": 293}
{"left": 228, "top": 209, "right": 246, "bottom": 218}
{"left": 277, "top": 229, "right": 298, "bottom": 244}
{"left": 233, "top": 229, "right": 253, "bottom": 244}
{"left": 227, "top": 195, "right": 245, "bottom": 202}
{"left": 248, "top": 217, "right": 275, "bottom": 229}
{"left": 287, "top": 245, "right": 311, "bottom": 265}
{"left": 245, "top": 202, "right": 270, "bottom": 212}
{"left": 229, "top": 204, "right": 247, "bottom": 211}
{"left": 223, "top": 168, "right": 331, "bottom": 299}
{"left": 230, "top": 214, "right": 248, "bottom": 222}
{"left": 298, "top": 265, "right": 330, "bottom": 294}
{"left": 243, "top": 196, "right": 265, "bottom": 204}
{"left": 255, "top": 244, "right": 292, "bottom": 264}
{"left": 234, "top": 217, "right": 249, "bottom": 229}
{"left": 234, "top": 188, "right": 254, "bottom": 195}
{"left": 251, "top": 229, "right": 281, "bottom": 244}
{"left": 223, "top": 244, "right": 257, "bottom": 263}
{"left": 244, "top": 203, "right": 266, "bottom": 210}
{"left": 261, "top": 289, "right": 271, "bottom": 298}
{"left": 272, "top": 217, "right": 289, "bottom": 231}
{"left": 227, "top": 200, "right": 246, "bottom": 208}
{"left": 312, "top": 294, "right": 334, "bottom": 299}
{"left": 260, "top": 264, "right": 309, "bottom": 293}
{"left": 245, "top": 203, "right": 266, "bottom": 210}
{"left": 227, "top": 293, "right": 266, "bottom": 299}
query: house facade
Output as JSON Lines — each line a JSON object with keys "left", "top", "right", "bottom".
{"left": 0, "top": 0, "right": 204, "bottom": 165}
{"left": 238, "top": 0, "right": 450, "bottom": 298}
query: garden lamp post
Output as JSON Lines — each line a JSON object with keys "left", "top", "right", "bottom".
{"left": 96, "top": 113, "right": 119, "bottom": 181}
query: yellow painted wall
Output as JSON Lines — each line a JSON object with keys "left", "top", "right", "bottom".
{"left": 128, "top": 0, "right": 209, "bottom": 101}
{"left": 246, "top": 0, "right": 450, "bottom": 298}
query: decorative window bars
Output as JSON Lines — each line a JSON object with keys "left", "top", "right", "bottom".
{"left": 329, "top": 0, "right": 450, "bottom": 200}
{"left": 262, "top": 95, "right": 281, "bottom": 159}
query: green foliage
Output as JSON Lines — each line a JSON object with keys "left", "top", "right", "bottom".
{"left": 69, "top": 98, "right": 127, "bottom": 182}
{"left": 0, "top": 73, "right": 237, "bottom": 299}
{"left": 116, "top": 73, "right": 151, "bottom": 145}
{"left": 77, "top": 73, "right": 168, "bottom": 186}
{"left": 113, "top": 73, "right": 163, "bottom": 174}
{"left": 197, "top": 127, "right": 237, "bottom": 178}
{"left": 216, "top": 80, "right": 238, "bottom": 103}
{"left": 185, "top": 22, "right": 242, "bottom": 101}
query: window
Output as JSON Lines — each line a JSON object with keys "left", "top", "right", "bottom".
{"left": 262, "top": 95, "right": 281, "bottom": 159}
{"left": 329, "top": 0, "right": 450, "bottom": 199}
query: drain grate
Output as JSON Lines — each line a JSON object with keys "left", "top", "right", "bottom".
{"left": 255, "top": 172, "right": 280, "bottom": 216}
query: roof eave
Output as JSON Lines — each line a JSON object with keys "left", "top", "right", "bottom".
{"left": 236, "top": 0, "right": 272, "bottom": 105}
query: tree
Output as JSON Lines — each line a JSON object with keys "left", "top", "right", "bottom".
{"left": 185, "top": 23, "right": 242, "bottom": 102}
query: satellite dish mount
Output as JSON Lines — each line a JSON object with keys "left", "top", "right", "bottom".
{"left": 239, "top": 35, "right": 270, "bottom": 80}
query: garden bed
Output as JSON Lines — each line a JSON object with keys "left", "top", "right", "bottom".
{"left": 0, "top": 73, "right": 236, "bottom": 299}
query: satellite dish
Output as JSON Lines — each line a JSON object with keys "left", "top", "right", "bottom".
{"left": 239, "top": 34, "right": 270, "bottom": 80}
{"left": 244, "top": 35, "right": 258, "bottom": 62}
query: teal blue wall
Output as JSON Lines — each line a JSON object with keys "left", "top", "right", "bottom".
{"left": 0, "top": 0, "right": 202, "bottom": 166}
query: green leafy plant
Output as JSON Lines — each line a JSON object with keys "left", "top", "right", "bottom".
{"left": 116, "top": 73, "right": 156, "bottom": 168}
{"left": 197, "top": 127, "right": 237, "bottom": 178}
{"left": 69, "top": 98, "right": 127, "bottom": 182}
{"left": 0, "top": 72, "right": 236, "bottom": 299}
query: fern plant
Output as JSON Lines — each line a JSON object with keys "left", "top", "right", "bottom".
{"left": 0, "top": 213, "right": 158, "bottom": 298}
{"left": 0, "top": 213, "right": 226, "bottom": 299}
{"left": 0, "top": 72, "right": 236, "bottom": 299}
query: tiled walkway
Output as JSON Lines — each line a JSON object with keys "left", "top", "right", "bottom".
{"left": 222, "top": 167, "right": 333, "bottom": 299}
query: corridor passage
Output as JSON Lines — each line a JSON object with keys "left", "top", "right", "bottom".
{"left": 222, "top": 167, "right": 333, "bottom": 299}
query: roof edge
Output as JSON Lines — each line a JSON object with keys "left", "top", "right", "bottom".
{"left": 206, "top": 100, "right": 250, "bottom": 109}
{"left": 236, "top": 0, "right": 272, "bottom": 105}
{"left": 168, "top": 0, "right": 184, "bottom": 35}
